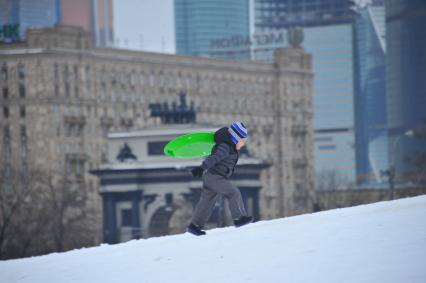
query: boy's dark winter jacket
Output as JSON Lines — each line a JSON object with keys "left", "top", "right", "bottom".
{"left": 201, "top": 127, "right": 239, "bottom": 178}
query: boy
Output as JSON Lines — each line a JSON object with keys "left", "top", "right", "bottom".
{"left": 187, "top": 121, "right": 253, "bottom": 236}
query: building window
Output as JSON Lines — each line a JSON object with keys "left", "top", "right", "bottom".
{"left": 54, "top": 64, "right": 59, "bottom": 96}
{"left": 20, "top": 106, "right": 26, "bottom": 118}
{"left": 148, "top": 141, "right": 168, "bottom": 155}
{"left": 3, "top": 126, "right": 11, "bottom": 162}
{"left": 318, "top": 145, "right": 336, "bottom": 150}
{"left": 19, "top": 84, "right": 25, "bottom": 98}
{"left": 295, "top": 167, "right": 305, "bottom": 180}
{"left": 54, "top": 64, "right": 59, "bottom": 78}
{"left": 65, "top": 82, "right": 70, "bottom": 96}
{"left": 64, "top": 122, "right": 83, "bottom": 137}
{"left": 101, "top": 81, "right": 106, "bottom": 99}
{"left": 63, "top": 64, "right": 69, "bottom": 81}
{"left": 315, "top": 136, "right": 333, "bottom": 142}
{"left": 2, "top": 88, "right": 8, "bottom": 99}
{"left": 1, "top": 64, "right": 7, "bottom": 81}
{"left": 3, "top": 106, "right": 9, "bottom": 118}
{"left": 75, "top": 124, "right": 83, "bottom": 136}
{"left": 85, "top": 65, "right": 91, "bottom": 95}
{"left": 64, "top": 64, "right": 70, "bottom": 96}
{"left": 65, "top": 123, "right": 71, "bottom": 137}
{"left": 73, "top": 65, "right": 78, "bottom": 80}
{"left": 66, "top": 158, "right": 85, "bottom": 176}
{"left": 75, "top": 160, "right": 83, "bottom": 175}
{"left": 66, "top": 158, "right": 72, "bottom": 174}
{"left": 65, "top": 123, "right": 72, "bottom": 137}
{"left": 18, "top": 64, "right": 25, "bottom": 80}
{"left": 20, "top": 125, "right": 27, "bottom": 158}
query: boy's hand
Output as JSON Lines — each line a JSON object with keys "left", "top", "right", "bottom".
{"left": 191, "top": 166, "right": 204, "bottom": 178}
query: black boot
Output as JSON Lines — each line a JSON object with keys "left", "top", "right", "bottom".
{"left": 187, "top": 223, "right": 206, "bottom": 236}
{"left": 234, "top": 216, "right": 253, "bottom": 228}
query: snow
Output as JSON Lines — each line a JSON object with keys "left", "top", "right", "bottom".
{"left": 1, "top": 196, "right": 426, "bottom": 283}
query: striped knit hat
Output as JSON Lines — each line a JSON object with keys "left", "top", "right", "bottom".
{"left": 228, "top": 121, "right": 248, "bottom": 144}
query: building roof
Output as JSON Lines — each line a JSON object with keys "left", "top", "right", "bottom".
{"left": 108, "top": 124, "right": 220, "bottom": 139}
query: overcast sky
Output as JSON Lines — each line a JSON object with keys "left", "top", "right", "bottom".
{"left": 114, "top": 0, "right": 175, "bottom": 53}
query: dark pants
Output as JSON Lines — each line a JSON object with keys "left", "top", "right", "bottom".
{"left": 191, "top": 172, "right": 247, "bottom": 227}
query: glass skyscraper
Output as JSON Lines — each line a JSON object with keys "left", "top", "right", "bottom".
{"left": 385, "top": 0, "right": 426, "bottom": 181}
{"left": 174, "top": 0, "right": 250, "bottom": 59}
{"left": 0, "top": 0, "right": 61, "bottom": 40}
{"left": 250, "top": 25, "right": 356, "bottom": 186}
{"left": 254, "top": 0, "right": 354, "bottom": 31}
{"left": 306, "top": 25, "right": 356, "bottom": 185}
{"left": 253, "top": 0, "right": 357, "bottom": 187}
{"left": 354, "top": 3, "right": 388, "bottom": 185}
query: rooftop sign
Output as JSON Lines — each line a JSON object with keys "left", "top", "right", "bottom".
{"left": 210, "top": 32, "right": 285, "bottom": 49}
{"left": 209, "top": 27, "right": 304, "bottom": 50}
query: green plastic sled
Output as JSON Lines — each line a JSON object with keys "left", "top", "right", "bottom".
{"left": 163, "top": 132, "right": 215, "bottom": 158}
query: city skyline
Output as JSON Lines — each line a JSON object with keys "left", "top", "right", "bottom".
{"left": 0, "top": 0, "right": 425, "bottom": 263}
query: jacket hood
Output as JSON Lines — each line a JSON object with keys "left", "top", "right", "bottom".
{"left": 214, "top": 127, "right": 235, "bottom": 148}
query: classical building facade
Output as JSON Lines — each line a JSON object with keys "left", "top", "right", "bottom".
{"left": 0, "top": 26, "right": 314, "bottom": 242}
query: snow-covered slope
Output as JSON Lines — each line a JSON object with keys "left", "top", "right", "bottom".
{"left": 1, "top": 196, "right": 426, "bottom": 283}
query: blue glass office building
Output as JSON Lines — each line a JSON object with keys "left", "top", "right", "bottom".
{"left": 354, "top": 4, "right": 388, "bottom": 185}
{"left": 254, "top": 0, "right": 354, "bottom": 31}
{"left": 385, "top": 0, "right": 426, "bottom": 181}
{"left": 0, "top": 0, "right": 61, "bottom": 40}
{"left": 174, "top": 0, "right": 250, "bottom": 59}
{"left": 251, "top": 24, "right": 357, "bottom": 185}
{"left": 252, "top": 0, "right": 357, "bottom": 186}
{"left": 305, "top": 25, "right": 356, "bottom": 184}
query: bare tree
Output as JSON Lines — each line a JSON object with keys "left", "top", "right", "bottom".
{"left": 403, "top": 126, "right": 426, "bottom": 188}
{"left": 0, "top": 165, "right": 51, "bottom": 258}
{"left": 315, "top": 171, "right": 351, "bottom": 191}
{"left": 403, "top": 152, "right": 426, "bottom": 187}
{"left": 0, "top": 164, "right": 97, "bottom": 259}
{"left": 314, "top": 171, "right": 363, "bottom": 211}
{"left": 44, "top": 172, "right": 92, "bottom": 253}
